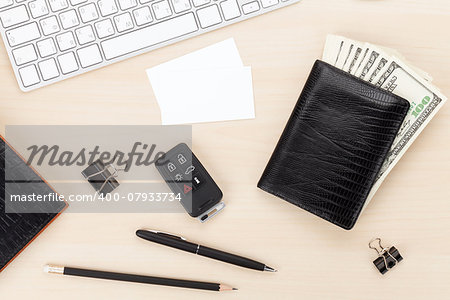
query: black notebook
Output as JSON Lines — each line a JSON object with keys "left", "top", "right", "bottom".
{"left": 0, "top": 137, "right": 67, "bottom": 272}
{"left": 258, "top": 61, "right": 409, "bottom": 230}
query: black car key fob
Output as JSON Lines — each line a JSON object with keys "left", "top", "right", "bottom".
{"left": 155, "top": 143, "right": 225, "bottom": 222}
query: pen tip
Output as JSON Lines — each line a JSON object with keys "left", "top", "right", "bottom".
{"left": 264, "top": 266, "right": 277, "bottom": 272}
{"left": 232, "top": 288, "right": 238, "bottom": 290}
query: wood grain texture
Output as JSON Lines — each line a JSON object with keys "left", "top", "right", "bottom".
{"left": 0, "top": 0, "right": 449, "bottom": 299}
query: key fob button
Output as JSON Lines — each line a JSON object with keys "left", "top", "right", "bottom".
{"left": 192, "top": 173, "right": 203, "bottom": 190}
{"left": 183, "top": 184, "right": 192, "bottom": 194}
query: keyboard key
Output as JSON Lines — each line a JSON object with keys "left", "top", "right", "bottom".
{"left": 77, "top": 44, "right": 102, "bottom": 67}
{"left": 59, "top": 9, "right": 80, "bottom": 29}
{"left": 37, "top": 38, "right": 57, "bottom": 57}
{"left": 118, "top": 0, "right": 137, "bottom": 10}
{"left": 192, "top": 0, "right": 209, "bottom": 7}
{"left": 75, "top": 24, "right": 95, "bottom": 44}
{"left": 0, "top": 5, "right": 29, "bottom": 28}
{"left": 38, "top": 58, "right": 59, "bottom": 80}
{"left": 196, "top": 4, "right": 221, "bottom": 28}
{"left": 0, "top": 0, "right": 13, "bottom": 9}
{"left": 19, "top": 64, "right": 40, "bottom": 87}
{"left": 57, "top": 51, "right": 79, "bottom": 74}
{"left": 79, "top": 3, "right": 99, "bottom": 23}
{"left": 69, "top": 0, "right": 87, "bottom": 5}
{"left": 12, "top": 44, "right": 37, "bottom": 66}
{"left": 29, "top": 0, "right": 49, "bottom": 18}
{"left": 40, "top": 15, "right": 60, "bottom": 35}
{"left": 152, "top": 0, "right": 171, "bottom": 20}
{"left": 98, "top": 0, "right": 118, "bottom": 16}
{"left": 241, "top": 1, "right": 259, "bottom": 14}
{"left": 48, "top": 0, "right": 69, "bottom": 12}
{"left": 260, "top": 0, "right": 278, "bottom": 8}
{"left": 94, "top": 19, "right": 114, "bottom": 38}
{"left": 139, "top": 0, "right": 152, "bottom": 3}
{"left": 101, "top": 12, "right": 198, "bottom": 60}
{"left": 133, "top": 6, "right": 152, "bottom": 26}
{"left": 114, "top": 12, "right": 134, "bottom": 32}
{"left": 56, "top": 31, "right": 76, "bottom": 51}
{"left": 171, "top": 0, "right": 191, "bottom": 13}
{"left": 6, "top": 22, "right": 41, "bottom": 47}
{"left": 220, "top": 0, "right": 240, "bottom": 20}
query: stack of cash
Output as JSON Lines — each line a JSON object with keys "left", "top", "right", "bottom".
{"left": 322, "top": 34, "right": 447, "bottom": 208}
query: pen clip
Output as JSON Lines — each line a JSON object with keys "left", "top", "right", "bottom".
{"left": 147, "top": 230, "right": 187, "bottom": 241}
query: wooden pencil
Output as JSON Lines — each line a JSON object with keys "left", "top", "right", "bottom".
{"left": 44, "top": 265, "right": 237, "bottom": 292}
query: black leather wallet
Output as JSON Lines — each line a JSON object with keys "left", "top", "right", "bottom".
{"left": 258, "top": 60, "right": 409, "bottom": 230}
{"left": 0, "top": 137, "right": 67, "bottom": 272}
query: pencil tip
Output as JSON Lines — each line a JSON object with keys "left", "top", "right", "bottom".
{"left": 219, "top": 284, "right": 237, "bottom": 291}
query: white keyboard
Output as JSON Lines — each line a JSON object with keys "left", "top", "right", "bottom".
{"left": 0, "top": 0, "right": 299, "bottom": 91}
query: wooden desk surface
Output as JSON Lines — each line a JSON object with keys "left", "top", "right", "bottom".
{"left": 1, "top": 0, "right": 449, "bottom": 299}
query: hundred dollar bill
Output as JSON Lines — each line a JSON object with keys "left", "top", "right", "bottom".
{"left": 335, "top": 40, "right": 354, "bottom": 69}
{"left": 367, "top": 54, "right": 390, "bottom": 83}
{"left": 379, "top": 45, "right": 434, "bottom": 82}
{"left": 342, "top": 41, "right": 364, "bottom": 73}
{"left": 363, "top": 57, "right": 447, "bottom": 208}
{"left": 323, "top": 35, "right": 434, "bottom": 82}
{"left": 322, "top": 35, "right": 348, "bottom": 66}
{"left": 350, "top": 44, "right": 369, "bottom": 75}
{"left": 354, "top": 45, "right": 389, "bottom": 80}
{"left": 322, "top": 35, "right": 447, "bottom": 210}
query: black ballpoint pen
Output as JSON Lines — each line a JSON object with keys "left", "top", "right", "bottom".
{"left": 136, "top": 229, "right": 277, "bottom": 272}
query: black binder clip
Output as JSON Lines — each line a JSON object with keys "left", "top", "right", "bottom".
{"left": 369, "top": 238, "right": 403, "bottom": 275}
{"left": 81, "top": 159, "right": 123, "bottom": 195}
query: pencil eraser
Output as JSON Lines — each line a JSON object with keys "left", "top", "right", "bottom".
{"left": 44, "top": 265, "right": 64, "bottom": 274}
{"left": 43, "top": 265, "right": 50, "bottom": 273}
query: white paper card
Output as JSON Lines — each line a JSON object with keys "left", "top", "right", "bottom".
{"left": 147, "top": 38, "right": 243, "bottom": 74}
{"left": 146, "top": 38, "right": 255, "bottom": 124}
{"left": 152, "top": 67, "right": 255, "bottom": 125}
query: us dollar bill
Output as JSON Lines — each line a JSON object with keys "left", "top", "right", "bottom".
{"left": 363, "top": 58, "right": 447, "bottom": 208}
{"left": 322, "top": 35, "right": 447, "bottom": 209}
{"left": 351, "top": 45, "right": 369, "bottom": 75}
{"left": 355, "top": 45, "right": 390, "bottom": 81}
{"left": 322, "top": 35, "right": 348, "bottom": 66}
{"left": 343, "top": 41, "right": 364, "bottom": 73}
{"left": 379, "top": 45, "right": 434, "bottom": 82}
{"left": 345, "top": 46, "right": 362, "bottom": 73}
{"left": 357, "top": 50, "right": 379, "bottom": 78}
{"left": 368, "top": 57, "right": 388, "bottom": 83}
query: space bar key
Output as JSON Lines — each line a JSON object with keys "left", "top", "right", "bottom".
{"left": 101, "top": 13, "right": 198, "bottom": 60}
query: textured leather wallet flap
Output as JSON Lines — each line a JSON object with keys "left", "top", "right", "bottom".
{"left": 258, "top": 60, "right": 409, "bottom": 230}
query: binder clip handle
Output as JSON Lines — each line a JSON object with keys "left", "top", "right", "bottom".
{"left": 369, "top": 238, "right": 388, "bottom": 256}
